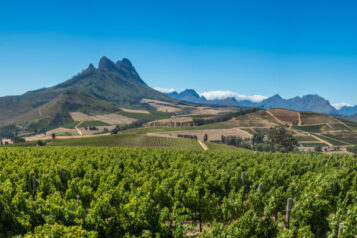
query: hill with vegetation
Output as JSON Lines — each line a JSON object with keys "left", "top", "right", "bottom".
{"left": 0, "top": 57, "right": 178, "bottom": 137}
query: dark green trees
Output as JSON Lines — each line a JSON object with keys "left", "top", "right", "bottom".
{"left": 268, "top": 126, "right": 297, "bottom": 152}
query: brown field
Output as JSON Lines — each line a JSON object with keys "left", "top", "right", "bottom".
{"left": 147, "top": 128, "right": 252, "bottom": 142}
{"left": 229, "top": 110, "right": 278, "bottom": 127}
{"left": 267, "top": 109, "right": 301, "bottom": 126}
{"left": 70, "top": 112, "right": 136, "bottom": 125}
{"left": 140, "top": 98, "right": 175, "bottom": 106}
{"left": 140, "top": 98, "right": 238, "bottom": 115}
{"left": 140, "top": 99, "right": 181, "bottom": 113}
{"left": 299, "top": 112, "right": 341, "bottom": 125}
{"left": 120, "top": 108, "right": 150, "bottom": 114}
{"left": 146, "top": 116, "right": 193, "bottom": 125}
{"left": 189, "top": 107, "right": 236, "bottom": 116}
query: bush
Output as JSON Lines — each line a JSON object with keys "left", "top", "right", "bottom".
{"left": 314, "top": 146, "right": 322, "bottom": 152}
{"left": 347, "top": 146, "right": 357, "bottom": 154}
{"left": 37, "top": 140, "right": 45, "bottom": 146}
{"left": 177, "top": 134, "right": 198, "bottom": 140}
{"left": 11, "top": 136, "right": 25, "bottom": 143}
{"left": 268, "top": 126, "right": 297, "bottom": 152}
{"left": 253, "top": 143, "right": 271, "bottom": 152}
{"left": 252, "top": 134, "right": 264, "bottom": 145}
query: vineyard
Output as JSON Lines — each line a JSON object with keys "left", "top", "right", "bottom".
{"left": 0, "top": 147, "right": 357, "bottom": 237}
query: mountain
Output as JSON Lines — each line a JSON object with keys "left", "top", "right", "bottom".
{"left": 338, "top": 105, "right": 357, "bottom": 116}
{"left": 167, "top": 89, "right": 207, "bottom": 104}
{"left": 166, "top": 89, "right": 339, "bottom": 114}
{"left": 0, "top": 56, "right": 172, "bottom": 127}
{"left": 167, "top": 89, "right": 240, "bottom": 106}
{"left": 258, "top": 94, "right": 337, "bottom": 114}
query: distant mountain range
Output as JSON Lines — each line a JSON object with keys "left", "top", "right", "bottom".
{"left": 166, "top": 89, "right": 357, "bottom": 117}
{"left": 0, "top": 57, "right": 172, "bottom": 128}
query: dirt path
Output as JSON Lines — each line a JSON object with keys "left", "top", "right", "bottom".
{"left": 297, "top": 112, "right": 302, "bottom": 126}
{"left": 75, "top": 121, "right": 83, "bottom": 136}
{"left": 38, "top": 107, "right": 43, "bottom": 117}
{"left": 266, "top": 110, "right": 285, "bottom": 125}
{"left": 198, "top": 140, "right": 208, "bottom": 151}
{"left": 235, "top": 128, "right": 254, "bottom": 137}
{"left": 310, "top": 134, "right": 334, "bottom": 147}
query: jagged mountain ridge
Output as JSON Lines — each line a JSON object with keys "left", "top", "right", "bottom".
{"left": 338, "top": 105, "right": 357, "bottom": 116}
{"left": 0, "top": 57, "right": 172, "bottom": 126}
{"left": 166, "top": 89, "right": 354, "bottom": 115}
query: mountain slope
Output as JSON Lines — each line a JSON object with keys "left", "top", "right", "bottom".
{"left": 258, "top": 94, "right": 337, "bottom": 114}
{"left": 0, "top": 57, "right": 173, "bottom": 127}
{"left": 338, "top": 105, "right": 357, "bottom": 116}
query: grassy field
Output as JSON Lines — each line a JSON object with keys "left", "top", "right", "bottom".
{"left": 295, "top": 124, "right": 324, "bottom": 133}
{"left": 314, "top": 134, "right": 349, "bottom": 146}
{"left": 294, "top": 136, "right": 318, "bottom": 142}
{"left": 79, "top": 120, "right": 110, "bottom": 127}
{"left": 54, "top": 131, "right": 78, "bottom": 136}
{"left": 341, "top": 119, "right": 357, "bottom": 130}
{"left": 62, "top": 121, "right": 80, "bottom": 129}
{"left": 120, "top": 123, "right": 234, "bottom": 135}
{"left": 205, "top": 142, "right": 244, "bottom": 151}
{"left": 331, "top": 123, "right": 350, "bottom": 130}
{"left": 48, "top": 134, "right": 203, "bottom": 150}
{"left": 253, "top": 128, "right": 270, "bottom": 135}
{"left": 118, "top": 110, "right": 172, "bottom": 121}
{"left": 322, "top": 133, "right": 357, "bottom": 145}
{"left": 240, "top": 128, "right": 255, "bottom": 135}
{"left": 300, "top": 142, "right": 328, "bottom": 147}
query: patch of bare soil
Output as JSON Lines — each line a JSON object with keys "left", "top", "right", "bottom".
{"left": 267, "top": 109, "right": 300, "bottom": 126}
{"left": 140, "top": 99, "right": 181, "bottom": 113}
{"left": 230, "top": 111, "right": 278, "bottom": 128}
{"left": 189, "top": 107, "right": 234, "bottom": 116}
{"left": 120, "top": 108, "right": 150, "bottom": 114}
{"left": 70, "top": 112, "right": 136, "bottom": 125}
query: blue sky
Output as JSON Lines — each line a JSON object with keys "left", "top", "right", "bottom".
{"left": 0, "top": 0, "right": 357, "bottom": 106}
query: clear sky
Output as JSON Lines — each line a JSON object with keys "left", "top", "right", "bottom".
{"left": 0, "top": 0, "right": 357, "bottom": 106}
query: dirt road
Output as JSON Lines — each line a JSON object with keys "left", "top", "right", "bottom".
{"left": 198, "top": 140, "right": 208, "bottom": 151}
{"left": 75, "top": 121, "right": 83, "bottom": 136}
{"left": 310, "top": 134, "right": 333, "bottom": 147}
{"left": 266, "top": 110, "right": 285, "bottom": 125}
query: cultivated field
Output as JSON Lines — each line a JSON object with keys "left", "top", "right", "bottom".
{"left": 147, "top": 128, "right": 252, "bottom": 141}
{"left": 267, "top": 108, "right": 301, "bottom": 126}
{"left": 119, "top": 108, "right": 150, "bottom": 114}
{"left": 70, "top": 112, "right": 136, "bottom": 125}
{"left": 1, "top": 147, "right": 357, "bottom": 237}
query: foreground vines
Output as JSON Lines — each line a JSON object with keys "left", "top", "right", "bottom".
{"left": 0, "top": 147, "right": 356, "bottom": 237}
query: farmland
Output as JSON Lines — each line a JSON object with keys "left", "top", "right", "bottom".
{"left": 0, "top": 147, "right": 357, "bottom": 237}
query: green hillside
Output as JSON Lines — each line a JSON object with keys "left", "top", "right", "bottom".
{"left": 0, "top": 57, "right": 173, "bottom": 128}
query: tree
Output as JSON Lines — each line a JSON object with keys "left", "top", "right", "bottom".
{"left": 268, "top": 126, "right": 297, "bottom": 152}
{"left": 314, "top": 145, "right": 322, "bottom": 152}
{"left": 37, "top": 140, "right": 45, "bottom": 146}
{"left": 11, "top": 136, "right": 25, "bottom": 143}
{"left": 203, "top": 134, "right": 208, "bottom": 142}
{"left": 347, "top": 146, "right": 357, "bottom": 154}
{"left": 252, "top": 134, "right": 264, "bottom": 145}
